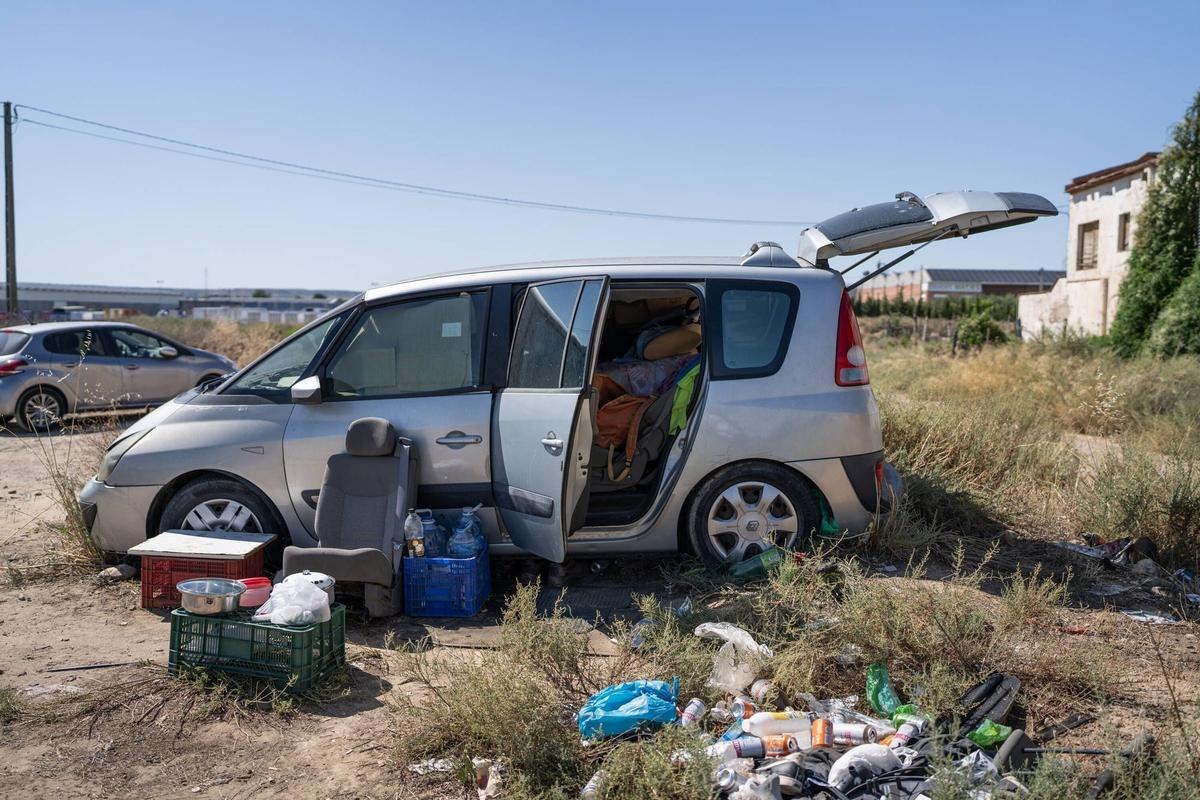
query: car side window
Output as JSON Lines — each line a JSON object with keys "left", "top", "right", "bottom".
{"left": 227, "top": 313, "right": 347, "bottom": 396}
{"left": 109, "top": 329, "right": 173, "bottom": 359}
{"left": 325, "top": 291, "right": 488, "bottom": 398}
{"left": 43, "top": 329, "right": 108, "bottom": 357}
{"left": 708, "top": 280, "right": 798, "bottom": 379}
{"left": 508, "top": 280, "right": 584, "bottom": 389}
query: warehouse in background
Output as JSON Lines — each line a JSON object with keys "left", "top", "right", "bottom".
{"left": 852, "top": 267, "right": 1064, "bottom": 304}
{"left": 1018, "top": 151, "right": 1160, "bottom": 338}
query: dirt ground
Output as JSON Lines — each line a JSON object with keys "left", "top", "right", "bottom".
{"left": 1, "top": 427, "right": 1198, "bottom": 799}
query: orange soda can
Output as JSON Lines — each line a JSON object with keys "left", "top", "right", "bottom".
{"left": 810, "top": 718, "right": 833, "bottom": 748}
{"left": 762, "top": 734, "right": 800, "bottom": 757}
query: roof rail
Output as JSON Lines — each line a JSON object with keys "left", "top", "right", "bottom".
{"left": 740, "top": 241, "right": 801, "bottom": 268}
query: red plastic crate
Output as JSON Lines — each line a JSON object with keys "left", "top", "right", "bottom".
{"left": 140, "top": 552, "right": 265, "bottom": 609}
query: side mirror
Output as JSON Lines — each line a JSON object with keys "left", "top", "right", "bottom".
{"left": 157, "top": 345, "right": 178, "bottom": 359}
{"left": 290, "top": 375, "right": 323, "bottom": 405}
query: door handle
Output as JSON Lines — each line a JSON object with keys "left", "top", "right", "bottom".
{"left": 124, "top": 364, "right": 140, "bottom": 371}
{"left": 540, "top": 434, "right": 564, "bottom": 452}
{"left": 436, "top": 431, "right": 483, "bottom": 448}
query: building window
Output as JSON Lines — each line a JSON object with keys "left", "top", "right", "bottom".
{"left": 1117, "top": 213, "right": 1131, "bottom": 252}
{"left": 1077, "top": 221, "right": 1099, "bottom": 270}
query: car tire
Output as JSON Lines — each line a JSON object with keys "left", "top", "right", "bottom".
{"left": 16, "top": 386, "right": 67, "bottom": 433}
{"left": 685, "top": 461, "right": 821, "bottom": 568}
{"left": 160, "top": 477, "right": 288, "bottom": 571}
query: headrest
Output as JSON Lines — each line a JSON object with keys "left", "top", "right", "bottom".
{"left": 345, "top": 417, "right": 396, "bottom": 457}
{"left": 643, "top": 323, "right": 702, "bottom": 360}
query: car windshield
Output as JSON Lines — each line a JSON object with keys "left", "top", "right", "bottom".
{"left": 225, "top": 313, "right": 347, "bottom": 396}
{"left": 0, "top": 331, "right": 30, "bottom": 357}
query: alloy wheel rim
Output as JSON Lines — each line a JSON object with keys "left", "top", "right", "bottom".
{"left": 24, "top": 392, "right": 62, "bottom": 429}
{"left": 706, "top": 480, "right": 799, "bottom": 562}
{"left": 182, "top": 499, "right": 263, "bottom": 533}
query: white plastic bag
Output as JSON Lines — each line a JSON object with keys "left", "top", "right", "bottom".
{"left": 694, "top": 622, "right": 774, "bottom": 693}
{"left": 252, "top": 573, "right": 331, "bottom": 625}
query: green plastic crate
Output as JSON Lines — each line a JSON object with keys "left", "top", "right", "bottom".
{"left": 168, "top": 603, "right": 345, "bottom": 692}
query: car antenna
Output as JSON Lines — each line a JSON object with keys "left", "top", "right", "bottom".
{"left": 846, "top": 227, "right": 957, "bottom": 291}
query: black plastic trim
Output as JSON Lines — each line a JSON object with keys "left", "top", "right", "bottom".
{"left": 841, "top": 449, "right": 885, "bottom": 512}
{"left": 494, "top": 483, "right": 555, "bottom": 519}
{"left": 419, "top": 482, "right": 495, "bottom": 510}
{"left": 705, "top": 279, "right": 800, "bottom": 381}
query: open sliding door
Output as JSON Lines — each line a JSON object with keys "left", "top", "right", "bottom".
{"left": 492, "top": 277, "right": 608, "bottom": 562}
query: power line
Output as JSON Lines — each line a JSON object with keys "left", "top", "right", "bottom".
{"left": 14, "top": 103, "right": 815, "bottom": 226}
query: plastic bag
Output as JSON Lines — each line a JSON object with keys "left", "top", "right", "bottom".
{"left": 694, "top": 623, "right": 774, "bottom": 693}
{"left": 252, "top": 574, "right": 331, "bottom": 626}
{"left": 577, "top": 678, "right": 678, "bottom": 739}
{"left": 828, "top": 744, "right": 902, "bottom": 791}
{"left": 967, "top": 719, "right": 1013, "bottom": 748}
{"left": 866, "top": 662, "right": 902, "bottom": 716}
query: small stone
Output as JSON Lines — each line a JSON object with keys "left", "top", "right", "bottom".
{"left": 17, "top": 594, "right": 30, "bottom": 602}
{"left": 1000, "top": 530, "right": 1019, "bottom": 546}
{"left": 96, "top": 564, "right": 138, "bottom": 583}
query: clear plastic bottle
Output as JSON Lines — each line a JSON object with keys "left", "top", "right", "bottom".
{"left": 455, "top": 504, "right": 486, "bottom": 555}
{"left": 403, "top": 509, "right": 425, "bottom": 557}
{"left": 417, "top": 509, "right": 446, "bottom": 558}
{"left": 447, "top": 516, "right": 477, "bottom": 559}
{"left": 742, "top": 710, "right": 815, "bottom": 739}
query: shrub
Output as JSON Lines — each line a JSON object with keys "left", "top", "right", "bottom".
{"left": 956, "top": 311, "right": 1009, "bottom": 348}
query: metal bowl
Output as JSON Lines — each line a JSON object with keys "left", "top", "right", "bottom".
{"left": 177, "top": 578, "right": 245, "bottom": 615}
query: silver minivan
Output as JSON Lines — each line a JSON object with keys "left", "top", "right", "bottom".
{"left": 78, "top": 190, "right": 1056, "bottom": 565}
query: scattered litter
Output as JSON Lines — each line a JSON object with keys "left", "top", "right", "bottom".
{"left": 828, "top": 744, "right": 902, "bottom": 791}
{"left": 694, "top": 623, "right": 773, "bottom": 693}
{"left": 1088, "top": 582, "right": 1130, "bottom": 597}
{"left": 1119, "top": 608, "right": 1178, "bottom": 625}
{"left": 43, "top": 661, "right": 136, "bottom": 673}
{"left": 474, "top": 757, "right": 502, "bottom": 799}
{"left": 407, "top": 758, "right": 454, "bottom": 775}
{"left": 1186, "top": 594, "right": 1200, "bottom": 605}
{"left": 865, "top": 662, "right": 901, "bottom": 716}
{"left": 578, "top": 678, "right": 679, "bottom": 739}
{"left": 1130, "top": 558, "right": 1163, "bottom": 578}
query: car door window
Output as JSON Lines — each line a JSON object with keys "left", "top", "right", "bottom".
{"left": 227, "top": 313, "right": 347, "bottom": 396}
{"left": 509, "top": 281, "right": 584, "bottom": 389}
{"left": 325, "top": 292, "right": 488, "bottom": 398}
{"left": 43, "top": 329, "right": 109, "bottom": 357}
{"left": 109, "top": 329, "right": 173, "bottom": 359}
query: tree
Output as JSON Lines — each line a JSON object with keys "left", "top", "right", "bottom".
{"left": 252, "top": 288, "right": 271, "bottom": 298}
{"left": 1109, "top": 89, "right": 1200, "bottom": 357}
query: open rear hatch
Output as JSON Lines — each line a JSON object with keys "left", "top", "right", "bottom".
{"left": 796, "top": 190, "right": 1058, "bottom": 286}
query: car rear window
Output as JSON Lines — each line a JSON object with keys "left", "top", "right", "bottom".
{"left": 707, "top": 280, "right": 799, "bottom": 380}
{"left": 0, "top": 331, "right": 30, "bottom": 357}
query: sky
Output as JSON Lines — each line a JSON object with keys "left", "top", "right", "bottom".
{"left": 4, "top": 1, "right": 1200, "bottom": 291}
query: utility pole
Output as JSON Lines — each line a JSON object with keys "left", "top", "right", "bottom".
{"left": 3, "top": 101, "right": 16, "bottom": 320}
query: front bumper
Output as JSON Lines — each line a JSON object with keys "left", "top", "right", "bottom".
{"left": 78, "top": 477, "right": 162, "bottom": 553}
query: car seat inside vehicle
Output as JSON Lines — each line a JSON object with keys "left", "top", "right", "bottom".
{"left": 583, "top": 285, "right": 704, "bottom": 528}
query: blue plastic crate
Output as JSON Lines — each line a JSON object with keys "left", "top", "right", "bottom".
{"left": 404, "top": 548, "right": 491, "bottom": 617}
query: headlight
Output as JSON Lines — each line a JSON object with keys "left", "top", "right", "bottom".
{"left": 97, "top": 429, "right": 151, "bottom": 482}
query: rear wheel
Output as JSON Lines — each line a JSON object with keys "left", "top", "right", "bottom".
{"left": 160, "top": 478, "right": 287, "bottom": 572}
{"left": 686, "top": 461, "right": 821, "bottom": 568}
{"left": 16, "top": 387, "right": 66, "bottom": 433}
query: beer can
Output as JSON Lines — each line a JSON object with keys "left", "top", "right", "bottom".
{"left": 762, "top": 734, "right": 800, "bottom": 757}
{"left": 749, "top": 679, "right": 775, "bottom": 704}
{"left": 730, "top": 735, "right": 766, "bottom": 759}
{"left": 731, "top": 695, "right": 758, "bottom": 719}
{"left": 714, "top": 767, "right": 744, "bottom": 792}
{"left": 831, "top": 723, "right": 878, "bottom": 746}
{"left": 890, "top": 718, "right": 927, "bottom": 749}
{"left": 680, "top": 697, "right": 706, "bottom": 728}
{"left": 580, "top": 770, "right": 606, "bottom": 800}
{"left": 810, "top": 718, "right": 833, "bottom": 748}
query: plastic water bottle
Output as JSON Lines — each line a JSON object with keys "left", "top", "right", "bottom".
{"left": 447, "top": 516, "right": 477, "bottom": 559}
{"left": 417, "top": 509, "right": 446, "bottom": 557}
{"left": 403, "top": 509, "right": 425, "bottom": 558}
{"left": 455, "top": 504, "right": 486, "bottom": 555}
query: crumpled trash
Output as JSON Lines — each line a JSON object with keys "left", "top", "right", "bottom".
{"left": 577, "top": 678, "right": 679, "bottom": 739}
{"left": 967, "top": 719, "right": 1013, "bottom": 748}
{"left": 96, "top": 563, "right": 137, "bottom": 583}
{"left": 473, "top": 758, "right": 501, "bottom": 799}
{"left": 694, "top": 623, "right": 774, "bottom": 693}
{"left": 730, "top": 773, "right": 782, "bottom": 800}
{"left": 1131, "top": 558, "right": 1164, "bottom": 578}
{"left": 1119, "top": 608, "right": 1178, "bottom": 624}
{"left": 407, "top": 758, "right": 454, "bottom": 775}
{"left": 621, "top": 597, "right": 692, "bottom": 649}
{"left": 827, "top": 744, "right": 902, "bottom": 791}
{"left": 252, "top": 573, "right": 331, "bottom": 625}
{"left": 1088, "top": 582, "right": 1131, "bottom": 597}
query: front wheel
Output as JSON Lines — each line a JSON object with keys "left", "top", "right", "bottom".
{"left": 685, "top": 461, "right": 821, "bottom": 568}
{"left": 160, "top": 478, "right": 286, "bottom": 571}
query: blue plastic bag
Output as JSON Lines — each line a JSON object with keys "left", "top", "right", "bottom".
{"left": 577, "top": 678, "right": 679, "bottom": 739}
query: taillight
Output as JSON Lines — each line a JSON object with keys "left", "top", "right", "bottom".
{"left": 0, "top": 358, "right": 26, "bottom": 377}
{"left": 834, "top": 290, "right": 869, "bottom": 386}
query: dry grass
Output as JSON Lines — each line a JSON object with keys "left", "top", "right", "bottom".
{"left": 126, "top": 314, "right": 293, "bottom": 368}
